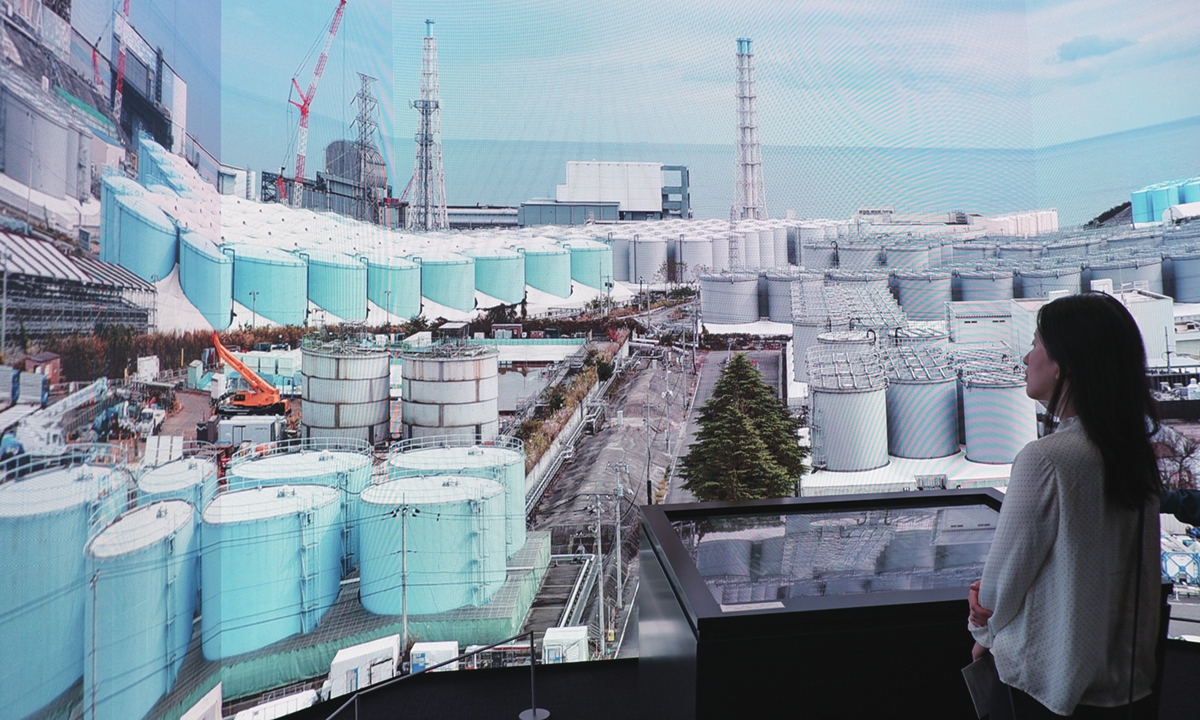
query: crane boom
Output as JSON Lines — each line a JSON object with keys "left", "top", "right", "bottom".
{"left": 211, "top": 332, "right": 289, "bottom": 415}
{"left": 289, "top": 0, "right": 347, "bottom": 183}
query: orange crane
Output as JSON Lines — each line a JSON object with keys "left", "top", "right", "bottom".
{"left": 211, "top": 331, "right": 290, "bottom": 416}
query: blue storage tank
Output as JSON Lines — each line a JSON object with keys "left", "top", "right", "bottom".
{"left": 99, "top": 176, "right": 143, "bottom": 261}
{"left": 296, "top": 248, "right": 367, "bottom": 321}
{"left": 464, "top": 248, "right": 526, "bottom": 304}
{"left": 1148, "top": 184, "right": 1180, "bottom": 221}
{"left": 1131, "top": 189, "right": 1153, "bottom": 224}
{"left": 358, "top": 476, "right": 507, "bottom": 616}
{"left": 179, "top": 231, "right": 232, "bottom": 329}
{"left": 0, "top": 465, "right": 124, "bottom": 720}
{"left": 365, "top": 254, "right": 422, "bottom": 319}
{"left": 224, "top": 244, "right": 308, "bottom": 325}
{"left": 138, "top": 456, "right": 216, "bottom": 516}
{"left": 559, "top": 239, "right": 613, "bottom": 289}
{"left": 104, "top": 194, "right": 178, "bottom": 283}
{"left": 387, "top": 436, "right": 527, "bottom": 557}
{"left": 225, "top": 444, "right": 372, "bottom": 569}
{"left": 411, "top": 252, "right": 475, "bottom": 312}
{"left": 201, "top": 484, "right": 343, "bottom": 660}
{"left": 85, "top": 501, "right": 196, "bottom": 720}
{"left": 518, "top": 244, "right": 572, "bottom": 297}
{"left": 1181, "top": 178, "right": 1200, "bottom": 205}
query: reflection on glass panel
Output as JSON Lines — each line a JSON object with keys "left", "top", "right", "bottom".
{"left": 672, "top": 505, "right": 998, "bottom": 608}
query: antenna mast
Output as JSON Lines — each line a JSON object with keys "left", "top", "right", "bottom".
{"left": 734, "top": 38, "right": 767, "bottom": 221}
{"left": 353, "top": 73, "right": 381, "bottom": 223}
{"left": 401, "top": 20, "right": 449, "bottom": 231}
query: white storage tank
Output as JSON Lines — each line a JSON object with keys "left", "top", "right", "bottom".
{"left": 358, "top": 476, "right": 507, "bottom": 615}
{"left": 837, "top": 243, "right": 884, "bottom": 270}
{"left": 771, "top": 226, "right": 789, "bottom": 268}
{"left": 737, "top": 229, "right": 760, "bottom": 269}
{"left": 825, "top": 270, "right": 889, "bottom": 290}
{"left": 629, "top": 236, "right": 668, "bottom": 283}
{"left": 957, "top": 269, "right": 1015, "bottom": 302}
{"left": 755, "top": 229, "right": 776, "bottom": 268}
{"left": 961, "top": 370, "right": 1038, "bottom": 464}
{"left": 387, "top": 435, "right": 527, "bottom": 557}
{"left": 301, "top": 335, "right": 391, "bottom": 444}
{"left": 201, "top": 485, "right": 343, "bottom": 660}
{"left": 1088, "top": 256, "right": 1163, "bottom": 294}
{"left": 883, "top": 347, "right": 959, "bottom": 459}
{"left": 807, "top": 349, "right": 889, "bottom": 472}
{"left": 1017, "top": 267, "right": 1081, "bottom": 299}
{"left": 764, "top": 270, "right": 820, "bottom": 323}
{"left": 675, "top": 235, "right": 715, "bottom": 282}
{"left": 996, "top": 243, "right": 1042, "bottom": 262}
{"left": 699, "top": 273, "right": 760, "bottom": 324}
{"left": 952, "top": 243, "right": 995, "bottom": 264}
{"left": 883, "top": 244, "right": 931, "bottom": 270}
{"left": 1171, "top": 251, "right": 1200, "bottom": 302}
{"left": 85, "top": 501, "right": 197, "bottom": 720}
{"left": 401, "top": 345, "right": 500, "bottom": 441}
{"left": 888, "top": 323, "right": 951, "bottom": 348}
{"left": 894, "top": 271, "right": 952, "bottom": 322}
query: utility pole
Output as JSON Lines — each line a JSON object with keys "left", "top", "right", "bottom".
{"left": 249, "top": 290, "right": 259, "bottom": 328}
{"left": 595, "top": 497, "right": 605, "bottom": 658}
{"left": 607, "top": 461, "right": 629, "bottom": 610}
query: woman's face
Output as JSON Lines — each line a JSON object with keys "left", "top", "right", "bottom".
{"left": 1024, "top": 330, "right": 1060, "bottom": 404}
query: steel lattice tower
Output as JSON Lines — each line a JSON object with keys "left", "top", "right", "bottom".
{"left": 734, "top": 38, "right": 767, "bottom": 221}
{"left": 353, "top": 73, "right": 381, "bottom": 223}
{"left": 402, "top": 20, "right": 448, "bottom": 231}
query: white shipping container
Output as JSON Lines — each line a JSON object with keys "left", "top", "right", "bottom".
{"left": 410, "top": 640, "right": 460, "bottom": 673}
{"left": 542, "top": 626, "right": 589, "bottom": 664}
{"left": 136, "top": 355, "right": 160, "bottom": 381}
{"left": 329, "top": 635, "right": 401, "bottom": 698}
{"left": 233, "top": 690, "right": 318, "bottom": 720}
{"left": 180, "top": 683, "right": 222, "bottom": 720}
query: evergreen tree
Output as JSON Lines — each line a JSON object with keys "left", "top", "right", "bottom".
{"left": 680, "top": 353, "right": 807, "bottom": 501}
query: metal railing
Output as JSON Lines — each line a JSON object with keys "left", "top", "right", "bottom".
{"left": 227, "top": 436, "right": 372, "bottom": 469}
{"left": 323, "top": 630, "right": 549, "bottom": 720}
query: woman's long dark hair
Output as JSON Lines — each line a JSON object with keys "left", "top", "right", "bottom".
{"left": 1038, "top": 292, "right": 1161, "bottom": 510}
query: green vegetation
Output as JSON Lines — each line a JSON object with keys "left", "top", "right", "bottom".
{"left": 679, "top": 353, "right": 806, "bottom": 502}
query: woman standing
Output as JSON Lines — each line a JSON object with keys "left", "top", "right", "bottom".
{"left": 967, "top": 293, "right": 1161, "bottom": 718}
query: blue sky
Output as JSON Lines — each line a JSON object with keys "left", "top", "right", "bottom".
{"left": 209, "top": 0, "right": 1200, "bottom": 177}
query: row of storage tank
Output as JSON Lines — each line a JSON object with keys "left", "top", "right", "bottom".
{"left": 699, "top": 244, "right": 1200, "bottom": 325}
{"left": 804, "top": 344, "right": 1038, "bottom": 473}
{"left": 0, "top": 435, "right": 530, "bottom": 720}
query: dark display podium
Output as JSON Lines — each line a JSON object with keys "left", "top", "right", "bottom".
{"left": 639, "top": 489, "right": 1169, "bottom": 719}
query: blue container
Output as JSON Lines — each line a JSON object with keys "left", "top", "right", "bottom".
{"left": 518, "top": 244, "right": 572, "bottom": 298}
{"left": 85, "top": 501, "right": 197, "bottom": 720}
{"left": 225, "top": 244, "right": 308, "bottom": 326}
{"left": 106, "top": 194, "right": 178, "bottom": 283}
{"left": 201, "top": 485, "right": 343, "bottom": 660}
{"left": 463, "top": 248, "right": 526, "bottom": 304}
{"left": 559, "top": 239, "right": 613, "bottom": 289}
{"left": 411, "top": 252, "right": 475, "bottom": 312}
{"left": 366, "top": 255, "right": 422, "bottom": 319}
{"left": 178, "top": 231, "right": 232, "bottom": 330}
{"left": 296, "top": 248, "right": 367, "bottom": 321}
{"left": 358, "top": 476, "right": 507, "bottom": 616}
{"left": 0, "top": 466, "right": 124, "bottom": 720}
{"left": 1181, "top": 179, "right": 1200, "bottom": 205}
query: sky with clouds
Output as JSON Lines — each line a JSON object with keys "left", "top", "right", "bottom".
{"left": 213, "top": 0, "right": 1200, "bottom": 175}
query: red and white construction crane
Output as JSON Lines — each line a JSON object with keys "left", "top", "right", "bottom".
{"left": 289, "top": 0, "right": 347, "bottom": 187}
{"left": 112, "top": 0, "right": 130, "bottom": 123}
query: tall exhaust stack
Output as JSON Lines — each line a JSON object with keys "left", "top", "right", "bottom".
{"left": 734, "top": 38, "right": 767, "bottom": 221}
{"left": 403, "top": 19, "right": 449, "bottom": 231}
